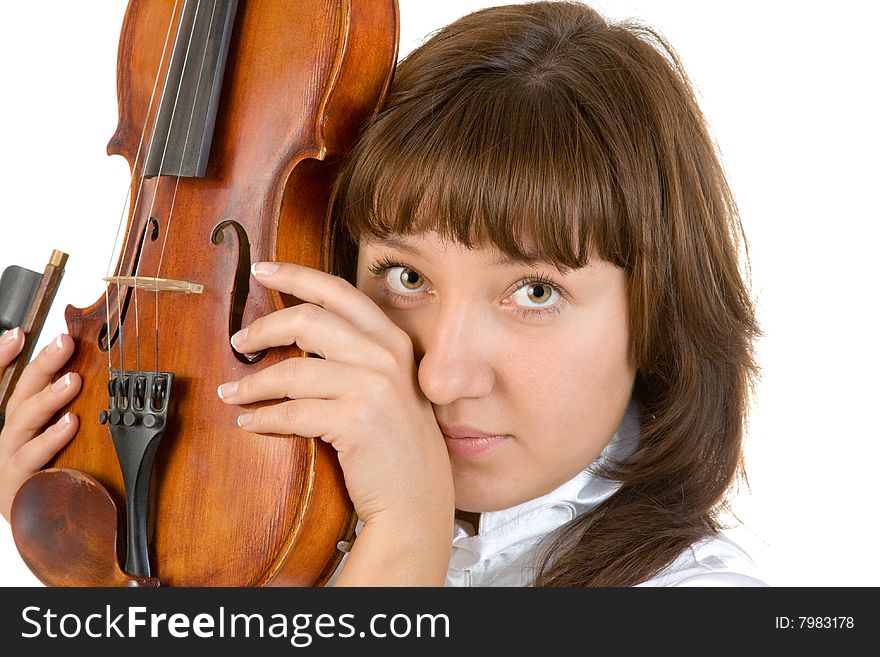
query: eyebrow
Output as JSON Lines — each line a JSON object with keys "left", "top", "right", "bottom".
{"left": 374, "top": 236, "right": 547, "bottom": 267}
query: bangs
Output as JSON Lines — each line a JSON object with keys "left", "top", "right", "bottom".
{"left": 332, "top": 68, "right": 633, "bottom": 274}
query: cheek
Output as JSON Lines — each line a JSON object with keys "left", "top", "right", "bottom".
{"left": 524, "top": 312, "right": 631, "bottom": 392}
{"left": 510, "top": 313, "right": 635, "bottom": 445}
{"left": 457, "top": 315, "right": 635, "bottom": 511}
{"left": 575, "top": 313, "right": 634, "bottom": 398}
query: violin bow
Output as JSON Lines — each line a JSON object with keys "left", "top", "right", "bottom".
{"left": 0, "top": 249, "right": 68, "bottom": 430}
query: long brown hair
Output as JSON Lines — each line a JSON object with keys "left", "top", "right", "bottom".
{"left": 329, "top": 1, "right": 762, "bottom": 586}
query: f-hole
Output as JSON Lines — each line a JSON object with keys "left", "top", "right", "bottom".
{"left": 97, "top": 218, "right": 160, "bottom": 352}
{"left": 211, "top": 219, "right": 267, "bottom": 365}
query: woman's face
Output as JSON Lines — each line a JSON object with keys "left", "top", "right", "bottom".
{"left": 356, "top": 231, "right": 636, "bottom": 512}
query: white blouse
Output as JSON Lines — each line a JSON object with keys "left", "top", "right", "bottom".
{"left": 331, "top": 397, "right": 769, "bottom": 587}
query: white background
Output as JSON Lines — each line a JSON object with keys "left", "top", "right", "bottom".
{"left": 1, "top": 1, "right": 877, "bottom": 587}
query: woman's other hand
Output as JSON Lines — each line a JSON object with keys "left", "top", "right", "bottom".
{"left": 0, "top": 329, "right": 81, "bottom": 522}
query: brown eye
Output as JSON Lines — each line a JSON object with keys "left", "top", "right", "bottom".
{"left": 526, "top": 284, "right": 552, "bottom": 304}
{"left": 380, "top": 265, "right": 428, "bottom": 296}
{"left": 511, "top": 280, "right": 560, "bottom": 310}
{"left": 399, "top": 268, "right": 423, "bottom": 290}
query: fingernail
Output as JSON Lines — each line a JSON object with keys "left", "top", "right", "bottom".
{"left": 1, "top": 327, "right": 21, "bottom": 345}
{"left": 51, "top": 373, "right": 72, "bottom": 392}
{"left": 230, "top": 327, "right": 248, "bottom": 351}
{"left": 237, "top": 412, "right": 253, "bottom": 428}
{"left": 252, "top": 262, "right": 280, "bottom": 277}
{"left": 217, "top": 381, "right": 239, "bottom": 400}
{"left": 53, "top": 412, "right": 72, "bottom": 431}
{"left": 45, "top": 333, "right": 65, "bottom": 354}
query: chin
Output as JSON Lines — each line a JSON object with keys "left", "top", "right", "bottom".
{"left": 453, "top": 477, "right": 531, "bottom": 513}
{"left": 451, "top": 453, "right": 557, "bottom": 512}
{"left": 453, "top": 464, "right": 570, "bottom": 514}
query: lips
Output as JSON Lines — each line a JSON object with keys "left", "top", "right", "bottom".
{"left": 438, "top": 424, "right": 512, "bottom": 459}
{"left": 438, "top": 424, "right": 508, "bottom": 440}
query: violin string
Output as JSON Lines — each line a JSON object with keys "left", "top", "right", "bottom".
{"left": 103, "top": 0, "right": 182, "bottom": 378}
{"left": 154, "top": 0, "right": 219, "bottom": 375}
{"left": 131, "top": 0, "right": 204, "bottom": 374}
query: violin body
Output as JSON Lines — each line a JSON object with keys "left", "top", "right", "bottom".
{"left": 10, "top": 0, "right": 398, "bottom": 586}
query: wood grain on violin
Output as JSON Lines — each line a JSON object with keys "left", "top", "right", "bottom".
{"left": 10, "top": 0, "right": 399, "bottom": 587}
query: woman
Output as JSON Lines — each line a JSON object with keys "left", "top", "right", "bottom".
{"left": 0, "top": 1, "right": 765, "bottom": 586}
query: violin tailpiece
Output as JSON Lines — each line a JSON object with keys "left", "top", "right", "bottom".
{"left": 100, "top": 369, "right": 175, "bottom": 579}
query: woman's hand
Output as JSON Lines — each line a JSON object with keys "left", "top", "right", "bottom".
{"left": 216, "top": 262, "right": 455, "bottom": 583}
{"left": 0, "top": 328, "right": 81, "bottom": 523}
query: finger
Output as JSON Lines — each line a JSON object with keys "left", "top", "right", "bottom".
{"left": 235, "top": 398, "right": 337, "bottom": 442}
{"left": 5, "top": 333, "right": 74, "bottom": 418}
{"left": 7, "top": 412, "right": 79, "bottom": 475}
{"left": 251, "top": 261, "right": 393, "bottom": 335}
{"left": 0, "top": 371, "right": 82, "bottom": 459}
{"left": 231, "top": 303, "right": 392, "bottom": 367}
{"left": 217, "top": 356, "right": 360, "bottom": 404}
{"left": 0, "top": 327, "right": 25, "bottom": 369}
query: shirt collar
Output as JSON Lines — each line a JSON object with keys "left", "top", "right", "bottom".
{"left": 449, "top": 396, "right": 641, "bottom": 568}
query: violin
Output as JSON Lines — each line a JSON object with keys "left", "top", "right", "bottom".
{"left": 5, "top": 0, "right": 399, "bottom": 586}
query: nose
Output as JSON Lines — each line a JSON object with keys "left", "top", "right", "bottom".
{"left": 413, "top": 303, "right": 496, "bottom": 406}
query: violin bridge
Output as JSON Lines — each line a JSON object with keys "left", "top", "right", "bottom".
{"left": 103, "top": 276, "right": 205, "bottom": 294}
